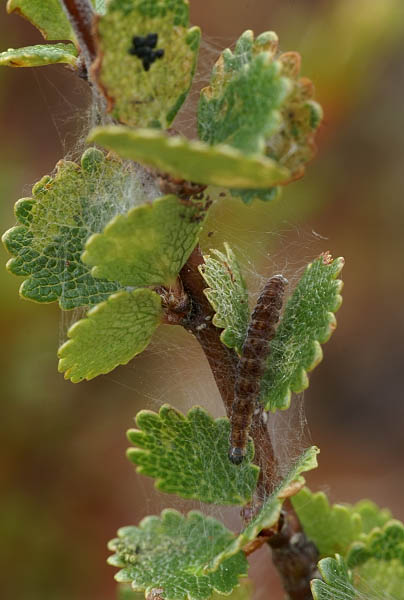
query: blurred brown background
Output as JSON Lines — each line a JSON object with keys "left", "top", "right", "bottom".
{"left": 1, "top": 1, "right": 404, "bottom": 598}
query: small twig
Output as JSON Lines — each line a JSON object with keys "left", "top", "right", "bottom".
{"left": 268, "top": 501, "right": 319, "bottom": 600}
{"left": 59, "top": 0, "right": 97, "bottom": 65}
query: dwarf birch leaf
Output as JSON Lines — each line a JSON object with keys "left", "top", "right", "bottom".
{"left": 311, "top": 555, "right": 355, "bottom": 600}
{"left": 207, "top": 446, "right": 319, "bottom": 572}
{"left": 2, "top": 148, "right": 148, "bottom": 309}
{"left": 260, "top": 253, "right": 344, "bottom": 411}
{"left": 108, "top": 509, "right": 248, "bottom": 600}
{"left": 88, "top": 126, "right": 291, "bottom": 188}
{"left": 291, "top": 488, "right": 363, "bottom": 558}
{"left": 199, "top": 244, "right": 249, "bottom": 355}
{"left": 347, "top": 520, "right": 404, "bottom": 569}
{"left": 58, "top": 288, "right": 162, "bottom": 382}
{"left": 198, "top": 30, "right": 290, "bottom": 155}
{"left": 230, "top": 187, "right": 280, "bottom": 206}
{"left": 127, "top": 404, "right": 259, "bottom": 505}
{"left": 118, "top": 581, "right": 253, "bottom": 600}
{"left": 0, "top": 43, "right": 78, "bottom": 68}
{"left": 6, "top": 0, "right": 77, "bottom": 44}
{"left": 92, "top": 0, "right": 200, "bottom": 128}
{"left": 352, "top": 499, "right": 392, "bottom": 534}
{"left": 353, "top": 558, "right": 404, "bottom": 599}
{"left": 83, "top": 195, "right": 208, "bottom": 288}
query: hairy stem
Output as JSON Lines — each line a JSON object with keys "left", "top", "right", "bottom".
{"left": 60, "top": 0, "right": 97, "bottom": 65}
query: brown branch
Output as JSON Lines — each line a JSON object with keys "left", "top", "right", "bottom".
{"left": 179, "top": 246, "right": 237, "bottom": 416}
{"left": 60, "top": 0, "right": 97, "bottom": 64}
{"left": 267, "top": 501, "right": 319, "bottom": 600}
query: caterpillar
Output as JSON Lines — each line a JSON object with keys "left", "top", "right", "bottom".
{"left": 229, "top": 274, "right": 288, "bottom": 465}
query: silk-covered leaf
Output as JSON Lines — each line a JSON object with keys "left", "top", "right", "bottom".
{"left": 108, "top": 509, "right": 248, "bottom": 600}
{"left": 6, "top": 0, "right": 77, "bottom": 44}
{"left": 260, "top": 253, "right": 344, "bottom": 411}
{"left": 92, "top": 0, "right": 200, "bottom": 128}
{"left": 2, "top": 148, "right": 150, "bottom": 309}
{"left": 347, "top": 520, "right": 404, "bottom": 568}
{"left": 58, "top": 288, "right": 162, "bottom": 382}
{"left": 83, "top": 195, "right": 207, "bottom": 288}
{"left": 311, "top": 555, "right": 355, "bottom": 600}
{"left": 353, "top": 558, "right": 404, "bottom": 600}
{"left": 207, "top": 446, "right": 319, "bottom": 572}
{"left": 88, "top": 126, "right": 290, "bottom": 189}
{"left": 118, "top": 581, "right": 253, "bottom": 600}
{"left": 198, "top": 30, "right": 290, "bottom": 155}
{"left": 291, "top": 487, "right": 363, "bottom": 558}
{"left": 199, "top": 244, "right": 249, "bottom": 355}
{"left": 0, "top": 43, "right": 78, "bottom": 68}
{"left": 127, "top": 404, "right": 259, "bottom": 505}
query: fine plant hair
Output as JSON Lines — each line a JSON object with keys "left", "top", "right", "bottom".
{"left": 2, "top": 2, "right": 403, "bottom": 600}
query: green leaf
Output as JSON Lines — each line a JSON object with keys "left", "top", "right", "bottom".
{"left": 0, "top": 43, "right": 78, "bottom": 68}
{"left": 291, "top": 488, "right": 363, "bottom": 558}
{"left": 127, "top": 404, "right": 259, "bottom": 505}
{"left": 6, "top": 0, "right": 77, "bottom": 44}
{"left": 1, "top": 148, "right": 149, "bottom": 309}
{"left": 312, "top": 553, "right": 404, "bottom": 600}
{"left": 311, "top": 555, "right": 355, "bottom": 600}
{"left": 88, "top": 126, "right": 291, "bottom": 189}
{"left": 229, "top": 187, "right": 280, "bottom": 206}
{"left": 108, "top": 509, "right": 248, "bottom": 600}
{"left": 198, "top": 30, "right": 290, "bottom": 155}
{"left": 82, "top": 194, "right": 207, "bottom": 288}
{"left": 199, "top": 244, "right": 249, "bottom": 355}
{"left": 353, "top": 558, "right": 404, "bottom": 599}
{"left": 347, "top": 520, "right": 404, "bottom": 569}
{"left": 352, "top": 499, "right": 392, "bottom": 534}
{"left": 58, "top": 288, "right": 162, "bottom": 382}
{"left": 92, "top": 0, "right": 200, "bottom": 128}
{"left": 260, "top": 253, "right": 344, "bottom": 411}
{"left": 117, "top": 581, "right": 253, "bottom": 600}
{"left": 207, "top": 447, "right": 319, "bottom": 572}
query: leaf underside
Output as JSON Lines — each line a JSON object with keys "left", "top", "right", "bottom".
{"left": 199, "top": 244, "right": 249, "bottom": 355}
{"left": 88, "top": 126, "right": 291, "bottom": 189}
{"left": 6, "top": 0, "right": 77, "bottom": 43}
{"left": 58, "top": 288, "right": 162, "bottom": 382}
{"left": 6, "top": 0, "right": 105, "bottom": 43}
{"left": 127, "top": 404, "right": 259, "bottom": 505}
{"left": 108, "top": 509, "right": 248, "bottom": 600}
{"left": 93, "top": 0, "right": 200, "bottom": 128}
{"left": 0, "top": 43, "right": 78, "bottom": 67}
{"left": 260, "top": 253, "right": 344, "bottom": 411}
{"left": 207, "top": 446, "right": 319, "bottom": 572}
{"left": 2, "top": 148, "right": 150, "bottom": 309}
{"left": 83, "top": 194, "right": 208, "bottom": 288}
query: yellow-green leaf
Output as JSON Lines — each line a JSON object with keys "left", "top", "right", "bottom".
{"left": 83, "top": 195, "right": 208, "bottom": 288}
{"left": 92, "top": 0, "right": 200, "bottom": 128}
{"left": 0, "top": 43, "right": 78, "bottom": 68}
{"left": 88, "top": 126, "right": 291, "bottom": 189}
{"left": 58, "top": 288, "right": 162, "bottom": 382}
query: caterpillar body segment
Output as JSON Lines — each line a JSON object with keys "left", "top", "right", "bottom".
{"left": 229, "top": 274, "right": 288, "bottom": 464}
